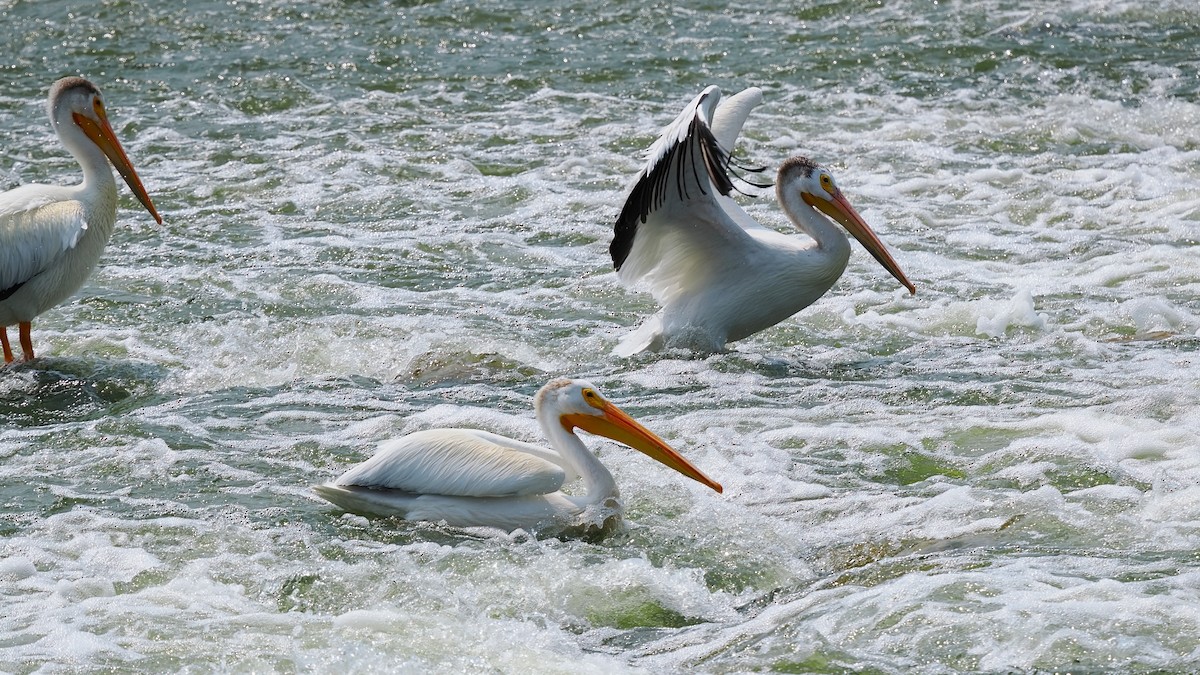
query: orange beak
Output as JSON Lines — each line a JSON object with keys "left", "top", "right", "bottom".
{"left": 562, "top": 401, "right": 723, "bottom": 493}
{"left": 75, "top": 100, "right": 162, "bottom": 225}
{"left": 804, "top": 190, "right": 914, "bottom": 294}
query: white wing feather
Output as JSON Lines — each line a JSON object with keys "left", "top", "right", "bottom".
{"left": 709, "top": 87, "right": 762, "bottom": 153}
{"left": 709, "top": 87, "right": 771, "bottom": 234}
{"left": 0, "top": 184, "right": 88, "bottom": 292}
{"left": 333, "top": 428, "right": 567, "bottom": 498}
{"left": 611, "top": 86, "right": 766, "bottom": 308}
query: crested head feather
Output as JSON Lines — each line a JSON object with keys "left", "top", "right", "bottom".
{"left": 777, "top": 156, "right": 821, "bottom": 179}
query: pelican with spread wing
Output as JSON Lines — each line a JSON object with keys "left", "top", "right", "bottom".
{"left": 611, "top": 86, "right": 914, "bottom": 355}
{"left": 0, "top": 77, "right": 161, "bottom": 363}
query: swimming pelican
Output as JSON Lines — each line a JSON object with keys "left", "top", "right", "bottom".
{"left": 0, "top": 76, "right": 161, "bottom": 363}
{"left": 314, "top": 378, "right": 722, "bottom": 534}
{"left": 611, "top": 86, "right": 915, "bottom": 355}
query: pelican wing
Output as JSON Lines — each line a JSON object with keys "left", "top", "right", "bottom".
{"left": 610, "top": 86, "right": 766, "bottom": 307}
{"left": 709, "top": 87, "right": 770, "bottom": 234}
{"left": 0, "top": 185, "right": 87, "bottom": 294}
{"left": 332, "top": 428, "right": 567, "bottom": 498}
{"left": 709, "top": 87, "right": 763, "bottom": 152}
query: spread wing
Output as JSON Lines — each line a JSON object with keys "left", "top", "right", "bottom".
{"left": 331, "top": 428, "right": 568, "bottom": 498}
{"left": 0, "top": 184, "right": 87, "bottom": 294}
{"left": 610, "top": 86, "right": 766, "bottom": 308}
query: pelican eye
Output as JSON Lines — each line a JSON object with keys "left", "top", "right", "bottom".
{"left": 819, "top": 173, "right": 835, "bottom": 193}
{"left": 581, "top": 388, "right": 604, "bottom": 409}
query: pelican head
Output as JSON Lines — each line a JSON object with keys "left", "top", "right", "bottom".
{"left": 48, "top": 76, "right": 162, "bottom": 225}
{"left": 780, "top": 156, "right": 915, "bottom": 294}
{"left": 537, "top": 379, "right": 723, "bottom": 493}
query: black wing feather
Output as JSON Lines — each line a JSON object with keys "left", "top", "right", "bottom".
{"left": 610, "top": 104, "right": 734, "bottom": 271}
{"left": 0, "top": 281, "right": 25, "bottom": 302}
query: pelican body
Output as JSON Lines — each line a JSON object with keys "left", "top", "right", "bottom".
{"left": 314, "top": 379, "right": 722, "bottom": 535}
{"left": 0, "top": 77, "right": 161, "bottom": 363}
{"left": 611, "top": 86, "right": 915, "bottom": 355}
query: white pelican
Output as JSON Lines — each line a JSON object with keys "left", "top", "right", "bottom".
{"left": 611, "top": 86, "right": 915, "bottom": 355}
{"left": 0, "top": 76, "right": 161, "bottom": 364}
{"left": 313, "top": 378, "right": 722, "bottom": 534}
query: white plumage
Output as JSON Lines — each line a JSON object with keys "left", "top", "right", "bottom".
{"left": 334, "top": 429, "right": 570, "bottom": 498}
{"left": 0, "top": 77, "right": 161, "bottom": 363}
{"left": 611, "top": 86, "right": 915, "bottom": 355}
{"left": 314, "top": 379, "right": 722, "bottom": 535}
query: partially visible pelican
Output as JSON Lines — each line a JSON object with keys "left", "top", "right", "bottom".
{"left": 314, "top": 378, "right": 722, "bottom": 534}
{"left": 611, "top": 86, "right": 915, "bottom": 355}
{"left": 0, "top": 76, "right": 161, "bottom": 364}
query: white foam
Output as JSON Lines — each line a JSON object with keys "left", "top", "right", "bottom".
{"left": 975, "top": 289, "right": 1049, "bottom": 338}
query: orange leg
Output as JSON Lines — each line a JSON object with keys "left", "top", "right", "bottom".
{"left": 18, "top": 322, "right": 34, "bottom": 362}
{"left": 1, "top": 327, "right": 12, "bottom": 364}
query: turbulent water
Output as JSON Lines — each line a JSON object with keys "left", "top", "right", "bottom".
{"left": 2, "top": 0, "right": 1200, "bottom": 672}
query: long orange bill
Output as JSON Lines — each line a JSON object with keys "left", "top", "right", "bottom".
{"left": 805, "top": 190, "right": 915, "bottom": 294}
{"left": 563, "top": 403, "right": 723, "bottom": 493}
{"left": 75, "top": 101, "right": 163, "bottom": 225}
